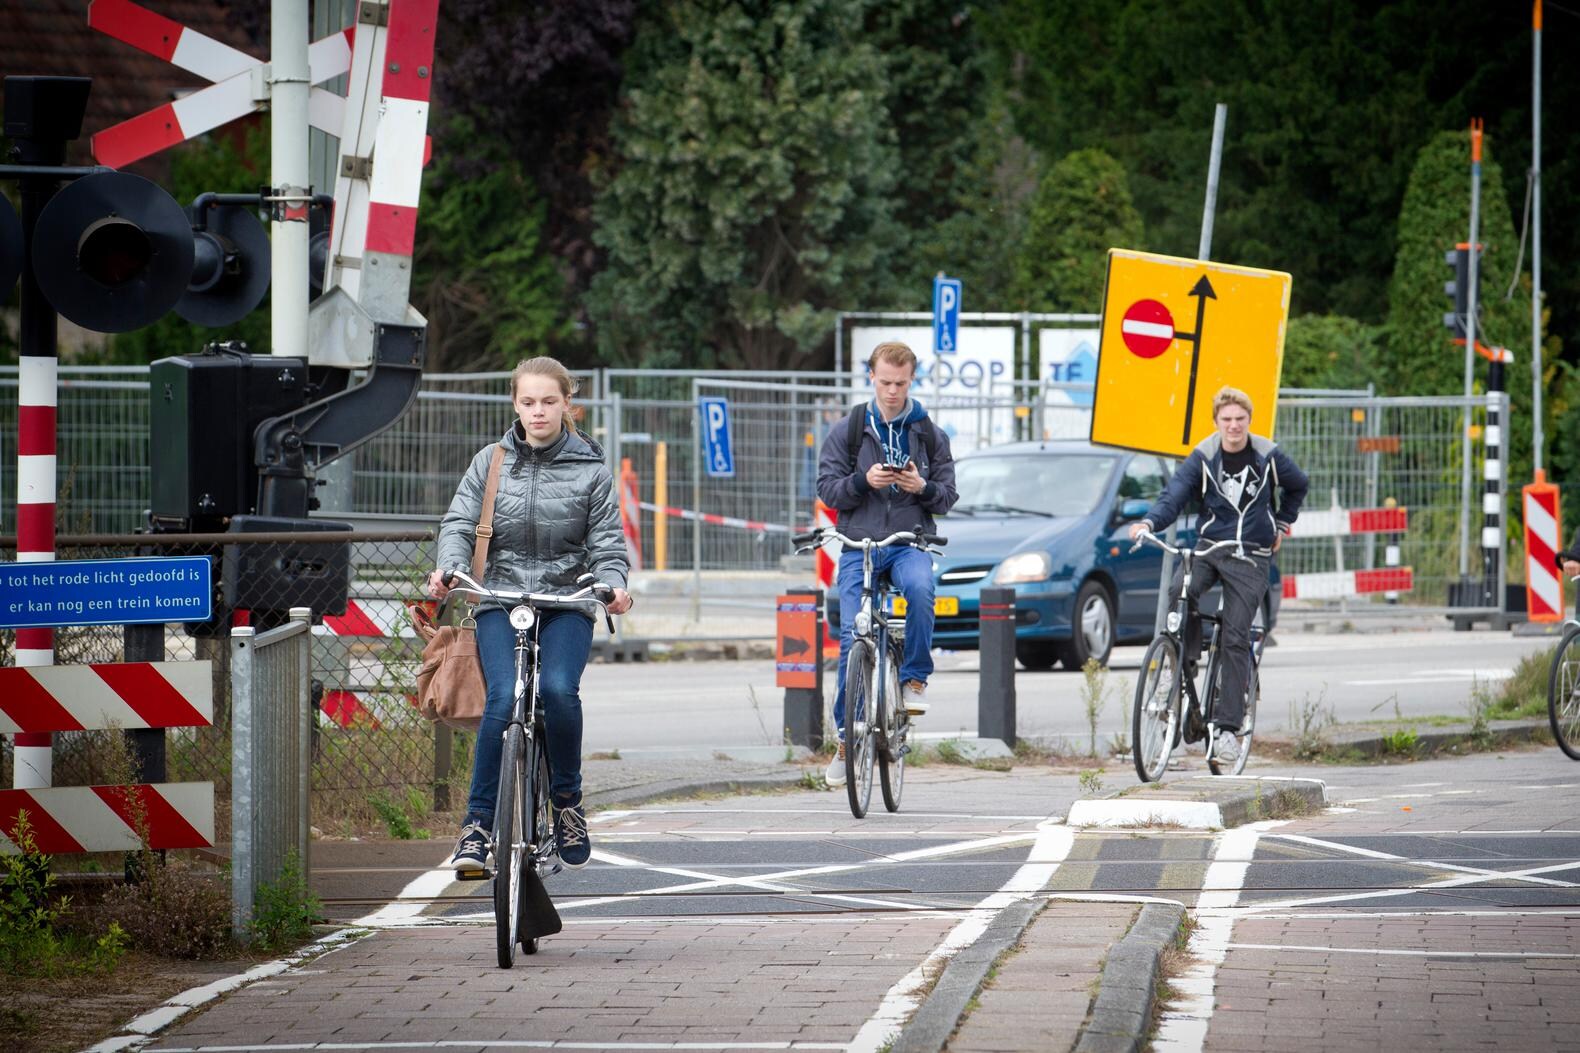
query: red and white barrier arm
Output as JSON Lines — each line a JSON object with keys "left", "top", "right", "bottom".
{"left": 1281, "top": 568, "right": 1414, "bottom": 600}
{"left": 1288, "top": 506, "right": 1408, "bottom": 538}
{"left": 1, "top": 784, "right": 214, "bottom": 854}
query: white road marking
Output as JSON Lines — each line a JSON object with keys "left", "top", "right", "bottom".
{"left": 846, "top": 820, "right": 1074, "bottom": 1053}
{"left": 1267, "top": 832, "right": 1580, "bottom": 887}
{"left": 1243, "top": 858, "right": 1580, "bottom": 912}
{"left": 1153, "top": 820, "right": 1285, "bottom": 1053}
{"left": 1226, "top": 942, "right": 1580, "bottom": 959}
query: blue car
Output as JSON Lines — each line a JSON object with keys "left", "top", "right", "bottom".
{"left": 925, "top": 440, "right": 1280, "bottom": 670}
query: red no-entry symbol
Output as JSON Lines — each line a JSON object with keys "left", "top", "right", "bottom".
{"left": 1120, "top": 299, "right": 1175, "bottom": 359}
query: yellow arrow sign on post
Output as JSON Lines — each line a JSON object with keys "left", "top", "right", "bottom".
{"left": 1090, "top": 249, "right": 1291, "bottom": 459}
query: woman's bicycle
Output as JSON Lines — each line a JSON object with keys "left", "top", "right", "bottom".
{"left": 1548, "top": 576, "right": 1580, "bottom": 761}
{"left": 438, "top": 568, "right": 615, "bottom": 967}
{"left": 792, "top": 526, "right": 947, "bottom": 818}
{"left": 1129, "top": 532, "right": 1266, "bottom": 782}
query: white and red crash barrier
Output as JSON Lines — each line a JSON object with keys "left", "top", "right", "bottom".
{"left": 638, "top": 501, "right": 792, "bottom": 535}
{"left": 1523, "top": 472, "right": 1563, "bottom": 622}
{"left": 314, "top": 596, "right": 416, "bottom": 729}
{"left": 1288, "top": 506, "right": 1408, "bottom": 537}
{"left": 0, "top": 662, "right": 214, "bottom": 854}
{"left": 1281, "top": 567, "right": 1415, "bottom": 601}
{"left": 814, "top": 499, "right": 838, "bottom": 646}
{"left": 88, "top": 0, "right": 358, "bottom": 168}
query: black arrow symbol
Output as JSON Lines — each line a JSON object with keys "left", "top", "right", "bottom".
{"left": 1174, "top": 275, "right": 1217, "bottom": 445}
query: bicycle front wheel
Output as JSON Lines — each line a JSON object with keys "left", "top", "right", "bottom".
{"left": 1549, "top": 627, "right": 1580, "bottom": 760}
{"left": 1133, "top": 636, "right": 1182, "bottom": 783}
{"left": 844, "top": 640, "right": 877, "bottom": 818}
{"left": 1208, "top": 666, "right": 1256, "bottom": 776}
{"left": 879, "top": 643, "right": 906, "bottom": 813}
{"left": 520, "top": 732, "right": 553, "bottom": 955}
{"left": 494, "top": 724, "right": 526, "bottom": 968}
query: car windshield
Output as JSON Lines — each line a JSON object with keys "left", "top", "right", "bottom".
{"left": 952, "top": 453, "right": 1117, "bottom": 518}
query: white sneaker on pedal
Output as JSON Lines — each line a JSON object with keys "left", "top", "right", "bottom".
{"left": 902, "top": 680, "right": 929, "bottom": 716}
{"left": 824, "top": 740, "right": 847, "bottom": 787}
{"left": 1213, "top": 730, "right": 1240, "bottom": 765}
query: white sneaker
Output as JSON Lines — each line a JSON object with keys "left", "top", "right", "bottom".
{"left": 902, "top": 680, "right": 929, "bottom": 716}
{"left": 824, "top": 741, "right": 847, "bottom": 787}
{"left": 1213, "top": 730, "right": 1240, "bottom": 765}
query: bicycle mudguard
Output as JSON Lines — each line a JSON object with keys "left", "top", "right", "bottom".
{"left": 518, "top": 869, "right": 563, "bottom": 941}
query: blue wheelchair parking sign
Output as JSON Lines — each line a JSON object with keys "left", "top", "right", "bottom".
{"left": 699, "top": 397, "right": 735, "bottom": 478}
{"left": 933, "top": 275, "right": 962, "bottom": 354}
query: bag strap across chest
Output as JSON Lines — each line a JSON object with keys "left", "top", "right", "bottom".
{"left": 470, "top": 445, "right": 507, "bottom": 577}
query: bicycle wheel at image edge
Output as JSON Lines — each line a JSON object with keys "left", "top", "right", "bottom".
{"left": 1133, "top": 636, "right": 1181, "bottom": 783}
{"left": 518, "top": 736, "right": 552, "bottom": 954}
{"left": 1549, "top": 627, "right": 1580, "bottom": 760}
{"left": 844, "top": 640, "right": 876, "bottom": 818}
{"left": 494, "top": 724, "right": 526, "bottom": 968}
{"left": 879, "top": 643, "right": 906, "bottom": 813}
{"left": 1208, "top": 666, "right": 1256, "bottom": 776}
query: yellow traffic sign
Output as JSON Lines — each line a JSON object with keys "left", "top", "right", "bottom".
{"left": 1090, "top": 249, "right": 1291, "bottom": 459}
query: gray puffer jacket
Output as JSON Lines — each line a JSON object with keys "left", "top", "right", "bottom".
{"left": 437, "top": 423, "right": 629, "bottom": 604}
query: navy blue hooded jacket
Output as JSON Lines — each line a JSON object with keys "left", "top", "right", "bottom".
{"left": 1142, "top": 433, "right": 1309, "bottom": 555}
{"left": 817, "top": 399, "right": 958, "bottom": 541}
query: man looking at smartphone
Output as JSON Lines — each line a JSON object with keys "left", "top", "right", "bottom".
{"left": 816, "top": 341, "right": 958, "bottom": 786}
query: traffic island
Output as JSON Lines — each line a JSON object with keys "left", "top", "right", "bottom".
{"left": 1065, "top": 776, "right": 1328, "bottom": 829}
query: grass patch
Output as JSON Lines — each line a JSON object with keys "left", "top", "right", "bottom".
{"left": 1247, "top": 785, "right": 1316, "bottom": 821}
{"left": 1485, "top": 646, "right": 1553, "bottom": 720}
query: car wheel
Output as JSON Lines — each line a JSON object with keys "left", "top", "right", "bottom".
{"left": 1061, "top": 580, "right": 1115, "bottom": 670}
{"left": 1015, "top": 641, "right": 1062, "bottom": 671}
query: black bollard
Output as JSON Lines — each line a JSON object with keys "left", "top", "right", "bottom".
{"left": 977, "top": 587, "right": 1017, "bottom": 747}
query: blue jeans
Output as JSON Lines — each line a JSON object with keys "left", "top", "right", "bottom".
{"left": 466, "top": 607, "right": 593, "bottom": 826}
{"left": 834, "top": 546, "right": 935, "bottom": 737}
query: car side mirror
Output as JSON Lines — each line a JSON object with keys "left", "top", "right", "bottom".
{"left": 1115, "top": 498, "right": 1151, "bottom": 523}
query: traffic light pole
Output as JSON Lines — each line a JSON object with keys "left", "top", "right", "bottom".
{"left": 269, "top": 0, "right": 311, "bottom": 359}
{"left": 1457, "top": 121, "right": 1484, "bottom": 584}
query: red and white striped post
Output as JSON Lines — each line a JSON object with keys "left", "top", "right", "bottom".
{"left": 14, "top": 356, "right": 56, "bottom": 789}
{"left": 1523, "top": 471, "right": 1563, "bottom": 622}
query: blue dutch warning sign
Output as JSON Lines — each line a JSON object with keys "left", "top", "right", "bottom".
{"left": 0, "top": 556, "right": 213, "bottom": 629}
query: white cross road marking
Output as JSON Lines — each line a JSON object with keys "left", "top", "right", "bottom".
{"left": 1242, "top": 857, "right": 1580, "bottom": 913}
{"left": 1267, "top": 832, "right": 1580, "bottom": 888}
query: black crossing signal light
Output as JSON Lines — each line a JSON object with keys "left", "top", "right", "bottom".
{"left": 1442, "top": 242, "right": 1482, "bottom": 345}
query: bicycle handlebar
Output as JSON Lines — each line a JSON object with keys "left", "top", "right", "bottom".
{"left": 1128, "top": 531, "right": 1247, "bottom": 560}
{"left": 436, "top": 568, "right": 616, "bottom": 634}
{"left": 791, "top": 526, "right": 947, "bottom": 554}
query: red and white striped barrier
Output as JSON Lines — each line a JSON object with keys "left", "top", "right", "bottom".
{"left": 1523, "top": 473, "right": 1563, "bottom": 622}
{"left": 1290, "top": 506, "right": 1408, "bottom": 538}
{"left": 814, "top": 499, "right": 838, "bottom": 647}
{"left": 1281, "top": 568, "right": 1415, "bottom": 600}
{"left": 314, "top": 597, "right": 417, "bottom": 728}
{"left": 0, "top": 663, "right": 212, "bottom": 733}
{"left": 1, "top": 784, "right": 214, "bottom": 854}
{"left": 88, "top": 0, "right": 358, "bottom": 168}
{"left": 14, "top": 353, "right": 56, "bottom": 788}
{"left": 637, "top": 501, "right": 792, "bottom": 535}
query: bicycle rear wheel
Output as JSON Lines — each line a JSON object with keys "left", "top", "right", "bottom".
{"left": 494, "top": 724, "right": 526, "bottom": 968}
{"left": 879, "top": 643, "right": 906, "bottom": 813}
{"left": 844, "top": 640, "right": 876, "bottom": 817}
{"left": 1133, "top": 636, "right": 1181, "bottom": 783}
{"left": 1549, "top": 627, "right": 1580, "bottom": 761}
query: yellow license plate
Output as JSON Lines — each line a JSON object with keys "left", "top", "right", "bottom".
{"left": 892, "top": 596, "right": 959, "bottom": 616}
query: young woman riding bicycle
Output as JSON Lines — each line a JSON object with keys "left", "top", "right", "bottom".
{"left": 427, "top": 357, "right": 633, "bottom": 873}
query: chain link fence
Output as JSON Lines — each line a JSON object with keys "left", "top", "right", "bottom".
{"left": 0, "top": 533, "right": 454, "bottom": 834}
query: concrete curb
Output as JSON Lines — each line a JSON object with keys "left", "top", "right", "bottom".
{"left": 1069, "top": 776, "right": 1328, "bottom": 830}
{"left": 1322, "top": 718, "right": 1551, "bottom": 759}
{"left": 1074, "top": 901, "right": 1188, "bottom": 1053}
{"left": 585, "top": 768, "right": 811, "bottom": 810}
{"left": 887, "top": 895, "right": 1049, "bottom": 1053}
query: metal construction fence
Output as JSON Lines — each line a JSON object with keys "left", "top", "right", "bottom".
{"left": 0, "top": 366, "right": 1554, "bottom": 600}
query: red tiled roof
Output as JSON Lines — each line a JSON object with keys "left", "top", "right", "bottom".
{"left": 1, "top": 0, "right": 263, "bottom": 177}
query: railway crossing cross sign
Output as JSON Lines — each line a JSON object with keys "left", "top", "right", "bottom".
{"left": 1090, "top": 249, "right": 1291, "bottom": 459}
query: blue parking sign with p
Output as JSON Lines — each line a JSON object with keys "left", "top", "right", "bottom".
{"left": 700, "top": 397, "right": 735, "bottom": 478}
{"left": 933, "top": 275, "right": 962, "bottom": 354}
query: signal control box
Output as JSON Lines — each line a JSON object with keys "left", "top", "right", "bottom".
{"left": 150, "top": 347, "right": 310, "bottom": 527}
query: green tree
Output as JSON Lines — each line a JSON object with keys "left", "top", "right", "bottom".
{"left": 411, "top": 118, "right": 573, "bottom": 372}
{"left": 1013, "top": 148, "right": 1142, "bottom": 314}
{"left": 108, "top": 123, "right": 272, "bottom": 363}
{"left": 1281, "top": 314, "right": 1380, "bottom": 393}
{"left": 587, "top": 0, "right": 905, "bottom": 370}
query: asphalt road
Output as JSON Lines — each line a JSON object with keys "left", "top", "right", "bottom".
{"left": 580, "top": 629, "right": 1555, "bottom": 753}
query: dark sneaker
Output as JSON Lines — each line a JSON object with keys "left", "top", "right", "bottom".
{"left": 449, "top": 821, "right": 491, "bottom": 873}
{"left": 554, "top": 797, "right": 591, "bottom": 869}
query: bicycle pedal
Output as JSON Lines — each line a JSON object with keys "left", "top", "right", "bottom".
{"left": 455, "top": 866, "right": 491, "bottom": 882}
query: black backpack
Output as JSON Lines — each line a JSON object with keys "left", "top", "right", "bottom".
{"left": 844, "top": 400, "right": 940, "bottom": 474}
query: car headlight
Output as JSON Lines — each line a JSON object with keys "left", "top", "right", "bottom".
{"left": 992, "top": 551, "right": 1053, "bottom": 584}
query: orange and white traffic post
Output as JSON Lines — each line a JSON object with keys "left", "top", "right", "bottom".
{"left": 1524, "top": 471, "right": 1563, "bottom": 622}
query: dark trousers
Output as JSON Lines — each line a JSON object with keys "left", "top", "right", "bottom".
{"left": 1168, "top": 546, "right": 1270, "bottom": 732}
{"left": 466, "top": 607, "right": 593, "bottom": 826}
